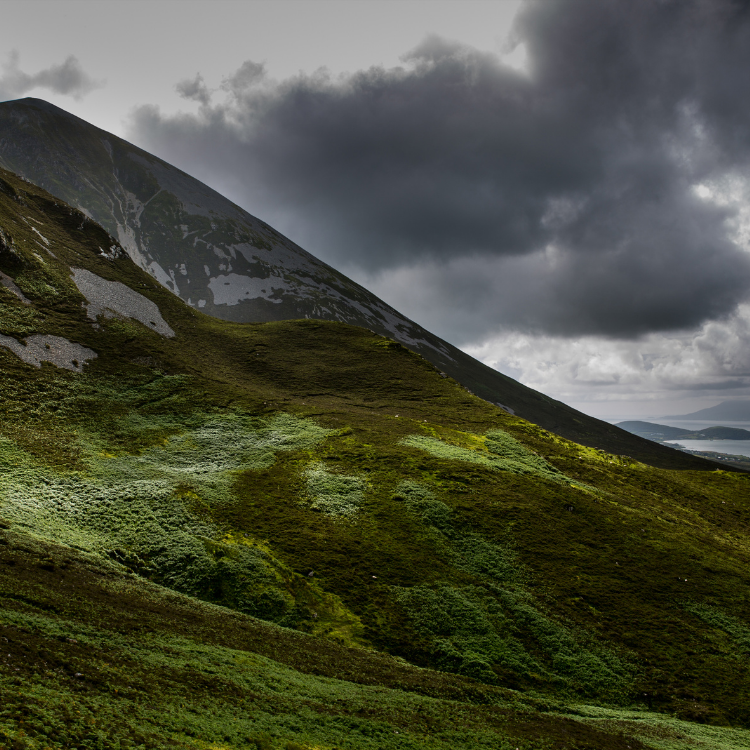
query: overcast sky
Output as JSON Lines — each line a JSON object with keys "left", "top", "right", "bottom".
{"left": 3, "top": 0, "right": 750, "bottom": 419}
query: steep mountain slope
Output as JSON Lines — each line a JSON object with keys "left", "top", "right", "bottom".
{"left": 0, "top": 97, "right": 718, "bottom": 470}
{"left": 1, "top": 167, "right": 750, "bottom": 749}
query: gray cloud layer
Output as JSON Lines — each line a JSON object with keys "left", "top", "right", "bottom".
{"left": 130, "top": 0, "right": 750, "bottom": 344}
{"left": 0, "top": 51, "right": 102, "bottom": 102}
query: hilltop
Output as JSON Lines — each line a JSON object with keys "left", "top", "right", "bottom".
{"left": 1, "top": 168, "right": 750, "bottom": 749}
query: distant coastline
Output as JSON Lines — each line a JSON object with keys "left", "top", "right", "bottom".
{"left": 615, "top": 421, "right": 750, "bottom": 442}
{"left": 615, "top": 419, "right": 750, "bottom": 469}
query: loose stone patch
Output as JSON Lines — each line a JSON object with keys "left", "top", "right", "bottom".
{"left": 0, "top": 333, "right": 97, "bottom": 372}
{"left": 71, "top": 267, "right": 175, "bottom": 337}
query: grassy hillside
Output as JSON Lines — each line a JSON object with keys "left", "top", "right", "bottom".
{"left": 1, "top": 166, "right": 750, "bottom": 749}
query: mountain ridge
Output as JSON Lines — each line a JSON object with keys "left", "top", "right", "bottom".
{"left": 0, "top": 96, "right": 722, "bottom": 470}
{"left": 662, "top": 400, "right": 750, "bottom": 421}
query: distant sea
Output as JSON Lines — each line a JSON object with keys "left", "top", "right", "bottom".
{"left": 661, "top": 439, "right": 750, "bottom": 458}
{"left": 601, "top": 416, "right": 750, "bottom": 459}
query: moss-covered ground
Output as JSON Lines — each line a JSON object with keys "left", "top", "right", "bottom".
{"left": 0, "top": 167, "right": 749, "bottom": 748}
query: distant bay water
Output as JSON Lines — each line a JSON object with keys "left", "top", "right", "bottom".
{"left": 662, "top": 439, "right": 750, "bottom": 458}
{"left": 603, "top": 416, "right": 750, "bottom": 459}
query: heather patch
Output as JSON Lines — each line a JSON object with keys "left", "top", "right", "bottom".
{"left": 0, "top": 299, "right": 40, "bottom": 336}
{"left": 390, "top": 480, "right": 629, "bottom": 698}
{"left": 683, "top": 602, "right": 750, "bottom": 656}
{"left": 394, "top": 584, "right": 632, "bottom": 700}
{"left": 0, "top": 413, "right": 334, "bottom": 623}
{"left": 304, "top": 462, "right": 367, "bottom": 519}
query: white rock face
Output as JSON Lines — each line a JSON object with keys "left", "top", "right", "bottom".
{"left": 145, "top": 260, "right": 179, "bottom": 294}
{"left": 71, "top": 267, "right": 175, "bottom": 338}
{"left": 0, "top": 334, "right": 97, "bottom": 372}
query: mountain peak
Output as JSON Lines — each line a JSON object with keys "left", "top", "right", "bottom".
{"left": 2, "top": 106, "right": 750, "bottom": 750}
{"left": 0, "top": 97, "right": 729, "bottom": 469}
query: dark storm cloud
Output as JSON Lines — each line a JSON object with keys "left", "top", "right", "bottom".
{"left": 130, "top": 0, "right": 750, "bottom": 341}
{"left": 0, "top": 51, "right": 102, "bottom": 101}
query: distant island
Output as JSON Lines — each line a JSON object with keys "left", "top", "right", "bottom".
{"left": 661, "top": 400, "right": 750, "bottom": 421}
{"left": 616, "top": 421, "right": 750, "bottom": 441}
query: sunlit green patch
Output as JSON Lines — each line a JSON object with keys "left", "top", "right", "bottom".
{"left": 89, "top": 411, "right": 333, "bottom": 503}
{"left": 304, "top": 462, "right": 368, "bottom": 518}
{"left": 400, "top": 429, "right": 589, "bottom": 489}
{"left": 485, "top": 429, "right": 558, "bottom": 472}
{"left": 0, "top": 413, "right": 335, "bottom": 624}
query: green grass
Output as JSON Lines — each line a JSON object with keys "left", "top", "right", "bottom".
{"left": 1, "top": 165, "right": 750, "bottom": 748}
{"left": 683, "top": 601, "right": 750, "bottom": 656}
{"left": 0, "top": 298, "right": 40, "bottom": 335}
{"left": 400, "top": 429, "right": 591, "bottom": 489}
{"left": 304, "top": 462, "right": 368, "bottom": 519}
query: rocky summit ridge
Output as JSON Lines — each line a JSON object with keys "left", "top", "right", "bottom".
{"left": 0, "top": 97, "right": 717, "bottom": 469}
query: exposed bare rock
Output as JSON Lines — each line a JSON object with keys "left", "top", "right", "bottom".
{"left": 71, "top": 267, "right": 175, "bottom": 338}
{"left": 0, "top": 333, "right": 97, "bottom": 371}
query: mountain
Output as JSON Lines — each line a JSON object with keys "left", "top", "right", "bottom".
{"left": 663, "top": 400, "right": 750, "bottom": 422}
{"left": 0, "top": 97, "right": 718, "bottom": 470}
{"left": 616, "top": 421, "right": 693, "bottom": 441}
{"left": 618, "top": 421, "right": 750, "bottom": 441}
{"left": 0, "top": 171, "right": 750, "bottom": 750}
{"left": 1, "top": 166, "right": 750, "bottom": 749}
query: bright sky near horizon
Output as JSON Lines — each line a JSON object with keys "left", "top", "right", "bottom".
{"left": 3, "top": 0, "right": 750, "bottom": 420}
{"left": 0, "top": 0, "right": 523, "bottom": 136}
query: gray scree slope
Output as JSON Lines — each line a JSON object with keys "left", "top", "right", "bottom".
{"left": 72, "top": 267, "right": 175, "bottom": 338}
{"left": 0, "top": 333, "right": 97, "bottom": 372}
{"left": 0, "top": 97, "right": 719, "bottom": 469}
